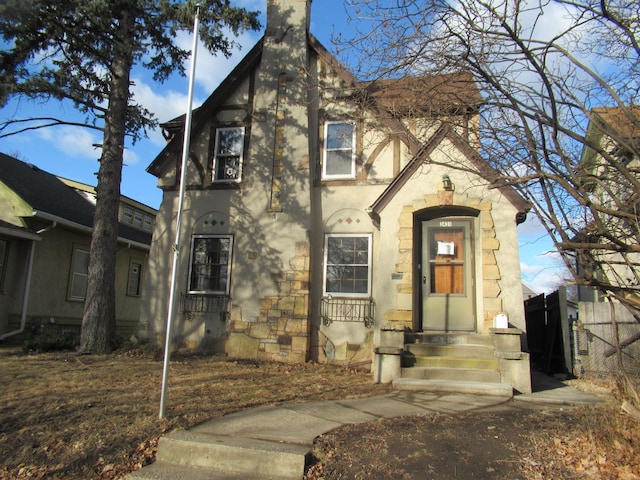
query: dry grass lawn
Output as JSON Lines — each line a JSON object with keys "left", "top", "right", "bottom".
{"left": 0, "top": 346, "right": 389, "bottom": 479}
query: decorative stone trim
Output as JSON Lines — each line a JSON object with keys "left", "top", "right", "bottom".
{"left": 388, "top": 193, "right": 503, "bottom": 332}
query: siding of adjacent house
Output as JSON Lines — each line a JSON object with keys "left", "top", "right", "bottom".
{"left": 0, "top": 153, "right": 154, "bottom": 343}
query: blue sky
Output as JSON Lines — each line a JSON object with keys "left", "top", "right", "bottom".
{"left": 0, "top": 0, "right": 564, "bottom": 294}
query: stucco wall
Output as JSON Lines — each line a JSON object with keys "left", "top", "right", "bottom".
{"left": 139, "top": 1, "right": 527, "bottom": 363}
{"left": 3, "top": 227, "right": 148, "bottom": 341}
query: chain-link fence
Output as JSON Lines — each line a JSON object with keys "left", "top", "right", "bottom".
{"left": 573, "top": 301, "right": 640, "bottom": 379}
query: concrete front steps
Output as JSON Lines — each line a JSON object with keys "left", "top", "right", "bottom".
{"left": 127, "top": 431, "right": 308, "bottom": 480}
{"left": 391, "top": 332, "right": 514, "bottom": 398}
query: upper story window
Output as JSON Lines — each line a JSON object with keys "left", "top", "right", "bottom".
{"left": 120, "top": 205, "right": 154, "bottom": 232}
{"left": 323, "top": 121, "right": 356, "bottom": 180}
{"left": 324, "top": 233, "right": 372, "bottom": 297}
{"left": 213, "top": 127, "right": 245, "bottom": 183}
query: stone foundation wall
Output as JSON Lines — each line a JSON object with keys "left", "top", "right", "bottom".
{"left": 226, "top": 241, "right": 311, "bottom": 363}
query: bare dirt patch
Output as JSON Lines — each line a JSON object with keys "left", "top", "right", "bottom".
{"left": 1, "top": 346, "right": 638, "bottom": 480}
{"left": 305, "top": 394, "right": 640, "bottom": 480}
{"left": 0, "top": 347, "right": 389, "bottom": 479}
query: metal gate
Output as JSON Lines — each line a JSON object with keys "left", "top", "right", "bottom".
{"left": 524, "top": 289, "right": 572, "bottom": 375}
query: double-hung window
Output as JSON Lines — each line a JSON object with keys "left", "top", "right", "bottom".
{"left": 188, "top": 235, "right": 233, "bottom": 295}
{"left": 213, "top": 127, "right": 245, "bottom": 183}
{"left": 68, "top": 246, "right": 90, "bottom": 301}
{"left": 324, "top": 234, "right": 372, "bottom": 297}
{"left": 323, "top": 121, "right": 356, "bottom": 179}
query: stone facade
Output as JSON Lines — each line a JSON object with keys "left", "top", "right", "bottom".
{"left": 227, "top": 242, "right": 311, "bottom": 362}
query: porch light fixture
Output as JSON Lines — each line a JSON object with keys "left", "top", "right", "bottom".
{"left": 442, "top": 174, "right": 454, "bottom": 191}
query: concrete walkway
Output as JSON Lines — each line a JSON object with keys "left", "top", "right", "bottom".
{"left": 128, "top": 373, "right": 603, "bottom": 480}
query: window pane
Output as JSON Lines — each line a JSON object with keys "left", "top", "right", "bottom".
{"left": 189, "top": 236, "right": 232, "bottom": 294}
{"left": 325, "top": 150, "right": 353, "bottom": 176}
{"left": 217, "top": 129, "right": 244, "bottom": 155}
{"left": 216, "top": 156, "right": 240, "bottom": 180}
{"left": 70, "top": 249, "right": 89, "bottom": 300}
{"left": 327, "top": 123, "right": 354, "bottom": 150}
{"left": 214, "top": 128, "right": 244, "bottom": 182}
{"left": 325, "top": 235, "right": 370, "bottom": 296}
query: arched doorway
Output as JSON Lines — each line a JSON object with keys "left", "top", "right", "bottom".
{"left": 414, "top": 207, "right": 479, "bottom": 332}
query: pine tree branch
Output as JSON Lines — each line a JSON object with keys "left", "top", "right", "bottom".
{"left": 0, "top": 117, "right": 104, "bottom": 138}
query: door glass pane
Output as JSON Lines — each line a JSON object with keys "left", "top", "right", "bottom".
{"left": 429, "top": 228, "right": 465, "bottom": 294}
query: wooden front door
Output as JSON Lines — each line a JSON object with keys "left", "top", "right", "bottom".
{"left": 421, "top": 218, "right": 475, "bottom": 331}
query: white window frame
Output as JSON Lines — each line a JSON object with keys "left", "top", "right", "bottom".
{"left": 122, "top": 206, "right": 134, "bottom": 224}
{"left": 322, "top": 121, "right": 356, "bottom": 180}
{"left": 187, "top": 235, "right": 233, "bottom": 295}
{"left": 323, "top": 233, "right": 372, "bottom": 297}
{"left": 127, "top": 260, "right": 143, "bottom": 297}
{"left": 212, "top": 127, "right": 245, "bottom": 183}
{"left": 68, "top": 246, "right": 90, "bottom": 302}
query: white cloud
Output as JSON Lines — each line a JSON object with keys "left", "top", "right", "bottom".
{"left": 174, "top": 28, "right": 262, "bottom": 93}
{"left": 520, "top": 250, "right": 570, "bottom": 294}
{"left": 130, "top": 27, "right": 262, "bottom": 147}
{"left": 130, "top": 79, "right": 197, "bottom": 146}
{"left": 38, "top": 126, "right": 101, "bottom": 160}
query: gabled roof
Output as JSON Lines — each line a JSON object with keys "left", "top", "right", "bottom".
{"left": 147, "top": 38, "right": 264, "bottom": 177}
{"left": 367, "top": 124, "right": 531, "bottom": 223}
{"left": 589, "top": 106, "right": 640, "bottom": 139}
{"left": 146, "top": 32, "right": 528, "bottom": 222}
{"left": 362, "top": 73, "right": 483, "bottom": 115}
{"left": 0, "top": 152, "right": 153, "bottom": 247}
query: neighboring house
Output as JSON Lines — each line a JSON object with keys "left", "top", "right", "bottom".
{"left": 523, "top": 282, "right": 538, "bottom": 300}
{"left": 140, "top": 0, "right": 532, "bottom": 393}
{"left": 580, "top": 106, "right": 640, "bottom": 303}
{"left": 571, "top": 106, "right": 640, "bottom": 378}
{"left": 0, "top": 152, "right": 155, "bottom": 343}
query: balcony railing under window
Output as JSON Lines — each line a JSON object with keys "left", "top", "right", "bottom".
{"left": 320, "top": 296, "right": 375, "bottom": 328}
{"left": 180, "top": 293, "right": 230, "bottom": 322}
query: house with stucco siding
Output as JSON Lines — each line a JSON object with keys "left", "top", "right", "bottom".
{"left": 139, "top": 0, "right": 532, "bottom": 394}
{"left": 0, "top": 152, "right": 155, "bottom": 344}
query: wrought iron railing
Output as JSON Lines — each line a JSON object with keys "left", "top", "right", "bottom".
{"left": 320, "top": 296, "right": 375, "bottom": 328}
{"left": 180, "top": 293, "right": 230, "bottom": 322}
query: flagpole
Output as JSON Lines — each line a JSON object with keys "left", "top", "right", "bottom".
{"left": 159, "top": 2, "right": 201, "bottom": 419}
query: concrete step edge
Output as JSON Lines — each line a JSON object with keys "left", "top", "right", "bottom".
{"left": 392, "top": 377, "right": 513, "bottom": 398}
{"left": 405, "top": 344, "right": 496, "bottom": 358}
{"left": 401, "top": 366, "right": 501, "bottom": 382}
{"left": 126, "top": 461, "right": 284, "bottom": 480}
{"left": 156, "top": 431, "right": 308, "bottom": 479}
{"left": 406, "top": 356, "right": 499, "bottom": 369}
{"left": 406, "top": 333, "right": 494, "bottom": 346}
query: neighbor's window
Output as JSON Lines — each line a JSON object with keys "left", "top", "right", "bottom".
{"left": 68, "top": 246, "right": 90, "bottom": 301}
{"left": 323, "top": 121, "right": 356, "bottom": 179}
{"left": 324, "top": 234, "right": 372, "bottom": 296}
{"left": 188, "top": 235, "right": 233, "bottom": 294}
{"left": 0, "top": 239, "right": 7, "bottom": 293}
{"left": 213, "top": 127, "right": 245, "bottom": 182}
{"left": 127, "top": 261, "right": 143, "bottom": 297}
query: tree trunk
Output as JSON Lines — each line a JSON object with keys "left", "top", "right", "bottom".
{"left": 79, "top": 10, "right": 134, "bottom": 354}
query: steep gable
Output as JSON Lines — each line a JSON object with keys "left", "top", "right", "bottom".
{"left": 0, "top": 153, "right": 153, "bottom": 246}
